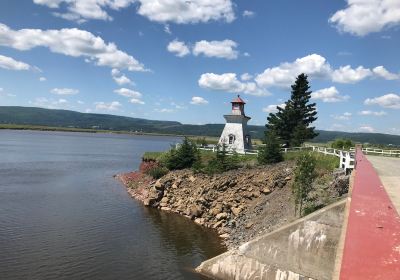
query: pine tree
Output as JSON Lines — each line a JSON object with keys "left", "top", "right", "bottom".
{"left": 266, "top": 73, "right": 318, "bottom": 146}
{"left": 257, "top": 130, "right": 283, "bottom": 164}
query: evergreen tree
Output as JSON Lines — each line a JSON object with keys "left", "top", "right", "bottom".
{"left": 266, "top": 73, "right": 318, "bottom": 146}
{"left": 257, "top": 130, "right": 283, "bottom": 164}
{"left": 165, "top": 137, "right": 199, "bottom": 170}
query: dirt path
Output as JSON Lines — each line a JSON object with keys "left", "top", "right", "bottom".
{"left": 367, "top": 155, "right": 400, "bottom": 215}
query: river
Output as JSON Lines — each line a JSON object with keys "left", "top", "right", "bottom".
{"left": 0, "top": 130, "right": 226, "bottom": 280}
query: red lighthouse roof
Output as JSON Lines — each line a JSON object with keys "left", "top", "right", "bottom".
{"left": 231, "top": 95, "right": 246, "bottom": 104}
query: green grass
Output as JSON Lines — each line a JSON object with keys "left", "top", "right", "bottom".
{"left": 283, "top": 151, "right": 339, "bottom": 173}
{"left": 142, "top": 151, "right": 165, "bottom": 161}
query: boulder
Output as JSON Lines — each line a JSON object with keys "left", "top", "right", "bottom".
{"left": 216, "top": 212, "right": 228, "bottom": 221}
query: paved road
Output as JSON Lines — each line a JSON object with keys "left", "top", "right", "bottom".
{"left": 367, "top": 155, "right": 400, "bottom": 215}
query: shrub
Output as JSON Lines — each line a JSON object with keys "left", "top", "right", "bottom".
{"left": 292, "top": 152, "right": 317, "bottom": 217}
{"left": 200, "top": 144, "right": 240, "bottom": 175}
{"left": 257, "top": 130, "right": 283, "bottom": 164}
{"left": 331, "top": 138, "right": 354, "bottom": 150}
{"left": 145, "top": 166, "right": 169, "bottom": 179}
{"left": 165, "top": 137, "right": 200, "bottom": 170}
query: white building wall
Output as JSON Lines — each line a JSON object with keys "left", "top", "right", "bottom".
{"left": 218, "top": 115, "right": 252, "bottom": 154}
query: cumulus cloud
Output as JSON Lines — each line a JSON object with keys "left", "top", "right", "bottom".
{"left": 114, "top": 88, "right": 142, "bottom": 98}
{"left": 51, "top": 87, "right": 79, "bottom": 95}
{"left": 358, "top": 110, "right": 387, "bottom": 116}
{"left": 331, "top": 65, "right": 372, "bottom": 83}
{"left": 193, "top": 40, "right": 238, "bottom": 59}
{"left": 199, "top": 73, "right": 269, "bottom": 96}
{"left": 190, "top": 96, "right": 208, "bottom": 105}
{"left": 243, "top": 10, "right": 255, "bottom": 18}
{"left": 240, "top": 73, "right": 253, "bottom": 81}
{"left": 129, "top": 98, "right": 145, "bottom": 105}
{"left": 329, "top": 0, "right": 400, "bottom": 36}
{"left": 135, "top": 0, "right": 235, "bottom": 24}
{"left": 255, "top": 54, "right": 332, "bottom": 88}
{"left": 359, "top": 126, "right": 375, "bottom": 133}
{"left": 255, "top": 54, "right": 393, "bottom": 88}
{"left": 311, "top": 86, "right": 350, "bottom": 102}
{"left": 111, "top": 68, "right": 133, "bottom": 85}
{"left": 167, "top": 40, "right": 190, "bottom": 57}
{"left": 0, "top": 23, "right": 146, "bottom": 72}
{"left": 34, "top": 0, "right": 235, "bottom": 24}
{"left": 262, "top": 103, "right": 286, "bottom": 114}
{"left": 95, "top": 101, "right": 121, "bottom": 111}
{"left": 372, "top": 66, "right": 399, "bottom": 80}
{"left": 332, "top": 112, "right": 352, "bottom": 120}
{"left": 364, "top": 93, "right": 400, "bottom": 109}
{"left": 39, "top": 77, "right": 47, "bottom": 82}
{"left": 155, "top": 108, "right": 174, "bottom": 113}
{"left": 31, "top": 97, "right": 69, "bottom": 109}
{"left": 0, "top": 54, "right": 33, "bottom": 71}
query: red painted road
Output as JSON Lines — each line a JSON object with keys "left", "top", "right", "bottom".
{"left": 339, "top": 149, "right": 400, "bottom": 279}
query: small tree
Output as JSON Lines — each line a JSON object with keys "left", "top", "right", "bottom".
{"left": 258, "top": 130, "right": 283, "bottom": 164}
{"left": 292, "top": 152, "right": 317, "bottom": 217}
{"left": 165, "top": 137, "right": 199, "bottom": 170}
{"left": 331, "top": 138, "right": 353, "bottom": 150}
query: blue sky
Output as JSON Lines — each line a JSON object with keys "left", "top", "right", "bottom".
{"left": 0, "top": 0, "right": 399, "bottom": 134}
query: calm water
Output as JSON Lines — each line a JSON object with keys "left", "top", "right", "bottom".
{"left": 0, "top": 130, "right": 226, "bottom": 280}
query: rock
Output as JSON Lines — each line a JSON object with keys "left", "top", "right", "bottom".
{"left": 231, "top": 207, "right": 242, "bottom": 216}
{"left": 216, "top": 212, "right": 228, "bottom": 221}
{"left": 285, "top": 176, "right": 292, "bottom": 181}
{"left": 160, "top": 197, "right": 169, "bottom": 204}
{"left": 189, "top": 175, "right": 196, "bottom": 182}
{"left": 213, "top": 220, "right": 224, "bottom": 228}
{"left": 261, "top": 187, "right": 271, "bottom": 194}
{"left": 194, "top": 218, "right": 205, "bottom": 225}
{"left": 154, "top": 179, "right": 163, "bottom": 190}
{"left": 245, "top": 222, "right": 254, "bottom": 229}
{"left": 219, "top": 233, "right": 230, "bottom": 239}
{"left": 188, "top": 205, "right": 203, "bottom": 218}
{"left": 161, "top": 207, "right": 171, "bottom": 211}
{"left": 210, "top": 205, "right": 223, "bottom": 216}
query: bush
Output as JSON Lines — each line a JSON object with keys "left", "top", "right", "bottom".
{"left": 199, "top": 144, "right": 240, "bottom": 175}
{"left": 145, "top": 166, "right": 169, "bottom": 179}
{"left": 257, "top": 130, "right": 283, "bottom": 164}
{"left": 292, "top": 152, "right": 317, "bottom": 217}
{"left": 165, "top": 137, "right": 200, "bottom": 170}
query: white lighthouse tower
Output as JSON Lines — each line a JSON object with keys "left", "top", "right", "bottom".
{"left": 218, "top": 95, "right": 252, "bottom": 154}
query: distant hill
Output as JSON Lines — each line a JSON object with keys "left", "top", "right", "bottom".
{"left": 1, "top": 106, "right": 400, "bottom": 146}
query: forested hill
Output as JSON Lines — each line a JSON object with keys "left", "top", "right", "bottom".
{"left": 1, "top": 106, "right": 400, "bottom": 145}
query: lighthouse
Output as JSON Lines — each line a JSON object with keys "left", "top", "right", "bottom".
{"left": 218, "top": 95, "right": 252, "bottom": 154}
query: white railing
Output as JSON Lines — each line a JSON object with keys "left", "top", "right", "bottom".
{"left": 197, "top": 144, "right": 355, "bottom": 170}
{"left": 349, "top": 147, "right": 400, "bottom": 157}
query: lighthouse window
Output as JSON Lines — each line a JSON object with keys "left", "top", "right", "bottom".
{"left": 228, "top": 135, "right": 235, "bottom": 144}
{"left": 245, "top": 135, "right": 250, "bottom": 144}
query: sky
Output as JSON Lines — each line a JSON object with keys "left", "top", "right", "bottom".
{"left": 0, "top": 0, "right": 399, "bottom": 135}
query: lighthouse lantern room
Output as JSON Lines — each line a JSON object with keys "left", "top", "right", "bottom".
{"left": 218, "top": 95, "right": 252, "bottom": 154}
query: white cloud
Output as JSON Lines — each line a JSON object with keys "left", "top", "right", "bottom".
{"left": 243, "top": 52, "right": 250, "bottom": 57}
{"left": 329, "top": 0, "right": 400, "bottom": 36}
{"left": 95, "top": 101, "right": 121, "bottom": 111}
{"left": 364, "top": 93, "right": 400, "bottom": 109}
{"left": 51, "top": 87, "right": 79, "bottom": 95}
{"left": 359, "top": 126, "right": 375, "bottom": 133}
{"left": 190, "top": 96, "right": 208, "bottom": 105}
{"left": 164, "top": 24, "right": 171, "bottom": 34}
{"left": 255, "top": 54, "right": 332, "bottom": 88}
{"left": 262, "top": 103, "right": 286, "bottom": 114}
{"left": 167, "top": 40, "right": 190, "bottom": 57}
{"left": 358, "top": 110, "right": 387, "bottom": 116}
{"left": 199, "top": 73, "right": 269, "bottom": 96}
{"left": 312, "top": 86, "right": 350, "bottom": 103}
{"left": 114, "top": 88, "right": 142, "bottom": 98}
{"left": 372, "top": 66, "right": 399, "bottom": 80}
{"left": 111, "top": 68, "right": 133, "bottom": 85}
{"left": 243, "top": 10, "right": 255, "bottom": 18}
{"left": 34, "top": 0, "right": 235, "bottom": 24}
{"left": 0, "top": 23, "right": 146, "bottom": 71}
{"left": 0, "top": 87, "right": 16, "bottom": 97}
{"left": 193, "top": 40, "right": 238, "bottom": 59}
{"left": 155, "top": 108, "right": 174, "bottom": 113}
{"left": 129, "top": 98, "right": 145, "bottom": 105}
{"left": 136, "top": 0, "right": 235, "bottom": 24}
{"left": 31, "top": 97, "right": 70, "bottom": 109}
{"left": 241, "top": 73, "right": 253, "bottom": 81}
{"left": 331, "top": 65, "right": 372, "bottom": 83}
{"left": 39, "top": 77, "right": 47, "bottom": 82}
{"left": 0, "top": 54, "right": 33, "bottom": 71}
{"left": 77, "top": 100, "right": 84, "bottom": 104}
{"left": 332, "top": 112, "right": 352, "bottom": 120}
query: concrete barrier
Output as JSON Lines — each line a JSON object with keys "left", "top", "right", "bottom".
{"left": 196, "top": 199, "right": 346, "bottom": 280}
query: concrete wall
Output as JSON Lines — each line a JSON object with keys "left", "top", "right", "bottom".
{"left": 196, "top": 199, "right": 346, "bottom": 280}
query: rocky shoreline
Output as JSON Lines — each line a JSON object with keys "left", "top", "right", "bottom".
{"left": 115, "top": 159, "right": 349, "bottom": 249}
